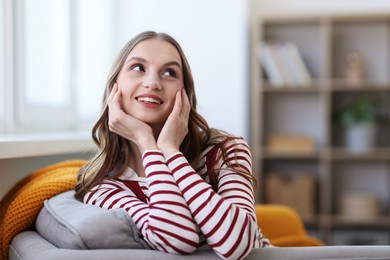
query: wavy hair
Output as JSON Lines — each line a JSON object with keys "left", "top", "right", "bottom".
{"left": 74, "top": 31, "right": 255, "bottom": 200}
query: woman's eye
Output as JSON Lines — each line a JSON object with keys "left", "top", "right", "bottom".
{"left": 163, "top": 69, "right": 176, "bottom": 77}
{"left": 131, "top": 64, "right": 144, "bottom": 72}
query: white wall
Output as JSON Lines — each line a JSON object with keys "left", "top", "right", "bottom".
{"left": 115, "top": 0, "right": 249, "bottom": 138}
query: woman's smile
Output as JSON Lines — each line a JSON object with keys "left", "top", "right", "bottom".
{"left": 136, "top": 94, "right": 163, "bottom": 108}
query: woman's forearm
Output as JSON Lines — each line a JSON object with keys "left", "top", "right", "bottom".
{"left": 166, "top": 143, "right": 268, "bottom": 259}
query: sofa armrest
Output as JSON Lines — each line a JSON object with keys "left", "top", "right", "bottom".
{"left": 11, "top": 230, "right": 390, "bottom": 260}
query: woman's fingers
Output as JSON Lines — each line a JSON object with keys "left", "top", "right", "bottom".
{"left": 108, "top": 83, "right": 123, "bottom": 113}
{"left": 108, "top": 84, "right": 125, "bottom": 131}
{"left": 112, "top": 87, "right": 122, "bottom": 109}
{"left": 170, "top": 90, "right": 182, "bottom": 116}
{"left": 172, "top": 89, "right": 190, "bottom": 119}
{"left": 107, "top": 83, "right": 118, "bottom": 104}
{"left": 181, "top": 89, "right": 191, "bottom": 119}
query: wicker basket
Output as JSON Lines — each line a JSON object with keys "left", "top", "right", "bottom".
{"left": 265, "top": 173, "right": 316, "bottom": 218}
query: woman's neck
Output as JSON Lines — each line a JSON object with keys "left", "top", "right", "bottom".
{"left": 128, "top": 141, "right": 146, "bottom": 177}
{"left": 130, "top": 124, "right": 162, "bottom": 178}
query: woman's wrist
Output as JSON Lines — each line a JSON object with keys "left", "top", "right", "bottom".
{"left": 136, "top": 134, "right": 158, "bottom": 154}
{"left": 160, "top": 147, "right": 180, "bottom": 158}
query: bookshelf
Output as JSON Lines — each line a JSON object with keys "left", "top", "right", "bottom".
{"left": 250, "top": 14, "right": 390, "bottom": 245}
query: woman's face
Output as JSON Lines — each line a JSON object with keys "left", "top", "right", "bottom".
{"left": 116, "top": 38, "right": 184, "bottom": 130}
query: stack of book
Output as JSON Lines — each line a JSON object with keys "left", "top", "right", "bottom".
{"left": 258, "top": 41, "right": 312, "bottom": 87}
{"left": 266, "top": 134, "right": 315, "bottom": 154}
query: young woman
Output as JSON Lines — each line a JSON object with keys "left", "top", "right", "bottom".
{"left": 74, "top": 31, "right": 270, "bottom": 260}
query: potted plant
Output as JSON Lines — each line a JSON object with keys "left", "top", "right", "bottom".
{"left": 333, "top": 94, "right": 381, "bottom": 152}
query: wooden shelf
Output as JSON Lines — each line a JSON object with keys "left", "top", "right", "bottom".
{"left": 250, "top": 13, "right": 390, "bottom": 245}
{"left": 263, "top": 147, "right": 320, "bottom": 159}
{"left": 262, "top": 79, "right": 390, "bottom": 92}
{"left": 331, "top": 216, "right": 390, "bottom": 228}
{"left": 263, "top": 147, "right": 390, "bottom": 160}
{"left": 330, "top": 80, "right": 390, "bottom": 91}
{"left": 330, "top": 148, "right": 390, "bottom": 160}
{"left": 262, "top": 80, "right": 325, "bottom": 92}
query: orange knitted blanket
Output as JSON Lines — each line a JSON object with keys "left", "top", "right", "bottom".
{"left": 0, "top": 160, "right": 86, "bottom": 260}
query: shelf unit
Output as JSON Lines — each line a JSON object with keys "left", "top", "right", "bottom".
{"left": 250, "top": 14, "right": 390, "bottom": 245}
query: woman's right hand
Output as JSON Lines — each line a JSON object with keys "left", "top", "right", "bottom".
{"left": 107, "top": 83, "right": 157, "bottom": 153}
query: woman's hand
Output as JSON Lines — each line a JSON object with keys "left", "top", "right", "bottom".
{"left": 108, "top": 83, "right": 157, "bottom": 153}
{"left": 157, "top": 89, "right": 191, "bottom": 157}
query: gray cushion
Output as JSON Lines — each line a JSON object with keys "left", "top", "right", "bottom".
{"left": 10, "top": 231, "right": 222, "bottom": 260}
{"left": 35, "top": 190, "right": 151, "bottom": 250}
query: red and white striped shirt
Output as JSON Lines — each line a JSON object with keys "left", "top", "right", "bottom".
{"left": 84, "top": 138, "right": 270, "bottom": 259}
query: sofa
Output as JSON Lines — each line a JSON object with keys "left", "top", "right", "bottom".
{"left": 3, "top": 160, "right": 390, "bottom": 260}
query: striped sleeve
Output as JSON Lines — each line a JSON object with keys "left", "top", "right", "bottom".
{"left": 84, "top": 150, "right": 199, "bottom": 254}
{"left": 166, "top": 139, "right": 270, "bottom": 260}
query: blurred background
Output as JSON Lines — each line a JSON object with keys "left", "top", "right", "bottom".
{"left": 1, "top": 0, "right": 390, "bottom": 245}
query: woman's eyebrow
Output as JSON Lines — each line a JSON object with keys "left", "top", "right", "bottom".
{"left": 164, "top": 61, "right": 182, "bottom": 69}
{"left": 126, "top": 56, "right": 181, "bottom": 69}
{"left": 126, "top": 56, "right": 146, "bottom": 64}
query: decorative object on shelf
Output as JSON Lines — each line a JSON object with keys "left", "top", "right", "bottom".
{"left": 345, "top": 51, "right": 364, "bottom": 86}
{"left": 265, "top": 172, "right": 316, "bottom": 219}
{"left": 344, "top": 123, "right": 377, "bottom": 152}
{"left": 266, "top": 134, "right": 315, "bottom": 153}
{"left": 339, "top": 192, "right": 380, "bottom": 221}
{"left": 333, "top": 94, "right": 380, "bottom": 152}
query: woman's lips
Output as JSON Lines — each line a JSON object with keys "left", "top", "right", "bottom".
{"left": 136, "top": 96, "right": 162, "bottom": 104}
{"left": 135, "top": 94, "right": 163, "bottom": 108}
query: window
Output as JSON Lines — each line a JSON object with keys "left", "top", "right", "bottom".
{"left": 0, "top": 1, "right": 5, "bottom": 132}
{"left": 1, "top": 0, "right": 115, "bottom": 133}
{"left": 75, "top": 0, "right": 116, "bottom": 124}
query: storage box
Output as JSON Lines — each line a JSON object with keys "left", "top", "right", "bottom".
{"left": 265, "top": 173, "right": 316, "bottom": 218}
{"left": 339, "top": 192, "right": 380, "bottom": 220}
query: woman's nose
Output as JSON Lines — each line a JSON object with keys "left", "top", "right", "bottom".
{"left": 143, "top": 73, "right": 161, "bottom": 90}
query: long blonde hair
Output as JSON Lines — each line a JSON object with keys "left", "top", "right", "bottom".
{"left": 74, "top": 31, "right": 254, "bottom": 200}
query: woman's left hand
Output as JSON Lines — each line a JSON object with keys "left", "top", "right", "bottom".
{"left": 157, "top": 89, "right": 191, "bottom": 157}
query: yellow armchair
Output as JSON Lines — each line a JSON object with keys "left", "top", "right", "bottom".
{"left": 255, "top": 204, "right": 325, "bottom": 247}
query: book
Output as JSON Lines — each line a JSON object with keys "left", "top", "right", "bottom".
{"left": 277, "top": 42, "right": 300, "bottom": 85}
{"left": 257, "top": 42, "right": 284, "bottom": 86}
{"left": 258, "top": 41, "right": 312, "bottom": 87}
{"left": 283, "top": 42, "right": 312, "bottom": 86}
{"left": 266, "top": 134, "right": 315, "bottom": 153}
{"left": 268, "top": 42, "right": 295, "bottom": 86}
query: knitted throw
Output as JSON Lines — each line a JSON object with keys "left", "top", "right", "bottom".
{"left": 0, "top": 160, "right": 86, "bottom": 260}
